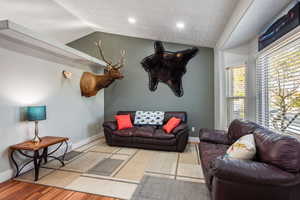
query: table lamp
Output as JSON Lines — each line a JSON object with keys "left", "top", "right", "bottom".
{"left": 27, "top": 105, "right": 46, "bottom": 143}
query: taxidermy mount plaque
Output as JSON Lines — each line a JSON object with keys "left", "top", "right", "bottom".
{"left": 62, "top": 70, "right": 72, "bottom": 79}
{"left": 141, "top": 41, "right": 198, "bottom": 97}
{"left": 80, "top": 40, "right": 125, "bottom": 97}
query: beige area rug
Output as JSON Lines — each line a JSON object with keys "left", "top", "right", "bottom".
{"left": 132, "top": 175, "right": 210, "bottom": 200}
{"left": 15, "top": 138, "right": 206, "bottom": 199}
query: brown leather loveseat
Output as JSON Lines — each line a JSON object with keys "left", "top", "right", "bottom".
{"left": 103, "top": 111, "right": 189, "bottom": 152}
{"left": 198, "top": 119, "right": 300, "bottom": 200}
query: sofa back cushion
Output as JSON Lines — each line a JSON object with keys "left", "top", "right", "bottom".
{"left": 117, "top": 111, "right": 136, "bottom": 122}
{"left": 254, "top": 128, "right": 300, "bottom": 173}
{"left": 117, "top": 111, "right": 187, "bottom": 123}
{"left": 164, "top": 112, "right": 187, "bottom": 123}
{"left": 228, "top": 119, "right": 258, "bottom": 143}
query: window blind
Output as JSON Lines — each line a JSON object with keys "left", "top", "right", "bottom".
{"left": 256, "top": 32, "right": 300, "bottom": 134}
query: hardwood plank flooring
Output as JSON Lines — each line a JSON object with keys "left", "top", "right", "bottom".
{"left": 0, "top": 180, "right": 120, "bottom": 200}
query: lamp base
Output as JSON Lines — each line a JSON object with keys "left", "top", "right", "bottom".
{"left": 32, "top": 134, "right": 42, "bottom": 144}
{"left": 32, "top": 121, "right": 42, "bottom": 144}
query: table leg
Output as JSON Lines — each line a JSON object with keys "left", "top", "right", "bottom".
{"left": 10, "top": 150, "right": 20, "bottom": 177}
{"left": 43, "top": 147, "right": 48, "bottom": 164}
{"left": 47, "top": 141, "right": 68, "bottom": 167}
{"left": 62, "top": 141, "right": 69, "bottom": 164}
{"left": 33, "top": 150, "right": 40, "bottom": 181}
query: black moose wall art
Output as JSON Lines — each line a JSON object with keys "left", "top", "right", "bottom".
{"left": 141, "top": 41, "right": 198, "bottom": 97}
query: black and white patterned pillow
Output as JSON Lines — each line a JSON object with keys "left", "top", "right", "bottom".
{"left": 134, "top": 111, "right": 165, "bottom": 125}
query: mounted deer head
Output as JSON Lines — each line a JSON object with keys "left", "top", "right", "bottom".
{"left": 80, "top": 40, "right": 126, "bottom": 97}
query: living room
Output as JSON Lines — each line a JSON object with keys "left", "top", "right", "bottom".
{"left": 0, "top": 0, "right": 299, "bottom": 200}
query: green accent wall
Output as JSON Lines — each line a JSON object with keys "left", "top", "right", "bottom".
{"left": 68, "top": 32, "right": 214, "bottom": 136}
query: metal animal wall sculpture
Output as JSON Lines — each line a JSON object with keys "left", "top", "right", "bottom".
{"left": 141, "top": 41, "right": 198, "bottom": 97}
{"left": 80, "top": 41, "right": 125, "bottom": 97}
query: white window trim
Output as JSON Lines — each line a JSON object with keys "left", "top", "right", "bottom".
{"left": 226, "top": 65, "right": 247, "bottom": 126}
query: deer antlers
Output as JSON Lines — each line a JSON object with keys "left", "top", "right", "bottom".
{"left": 95, "top": 40, "right": 125, "bottom": 69}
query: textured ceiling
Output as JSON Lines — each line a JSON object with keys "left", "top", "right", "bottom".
{"left": 53, "top": 0, "right": 238, "bottom": 47}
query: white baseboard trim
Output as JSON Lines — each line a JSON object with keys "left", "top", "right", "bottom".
{"left": 0, "top": 169, "right": 14, "bottom": 183}
{"left": 189, "top": 136, "right": 200, "bottom": 143}
{"left": 71, "top": 132, "right": 104, "bottom": 150}
{"left": 0, "top": 133, "right": 104, "bottom": 183}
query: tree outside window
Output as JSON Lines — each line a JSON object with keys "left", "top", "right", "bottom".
{"left": 226, "top": 66, "right": 246, "bottom": 125}
{"left": 269, "top": 50, "right": 300, "bottom": 133}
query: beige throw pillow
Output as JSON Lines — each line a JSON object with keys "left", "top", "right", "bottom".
{"left": 226, "top": 134, "right": 256, "bottom": 160}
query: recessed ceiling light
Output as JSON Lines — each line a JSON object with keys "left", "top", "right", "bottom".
{"left": 176, "top": 22, "right": 185, "bottom": 29}
{"left": 128, "top": 17, "right": 136, "bottom": 24}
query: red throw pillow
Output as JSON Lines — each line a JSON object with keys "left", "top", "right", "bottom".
{"left": 163, "top": 117, "right": 182, "bottom": 134}
{"left": 115, "top": 114, "right": 133, "bottom": 130}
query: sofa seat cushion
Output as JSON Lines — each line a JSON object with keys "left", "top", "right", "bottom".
{"left": 200, "top": 142, "right": 230, "bottom": 169}
{"left": 132, "top": 136, "right": 177, "bottom": 146}
{"left": 153, "top": 129, "right": 176, "bottom": 139}
{"left": 111, "top": 134, "right": 132, "bottom": 144}
{"left": 112, "top": 127, "right": 137, "bottom": 137}
{"left": 132, "top": 126, "right": 156, "bottom": 137}
{"left": 199, "top": 141, "right": 230, "bottom": 189}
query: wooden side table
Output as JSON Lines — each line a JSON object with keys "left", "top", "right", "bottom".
{"left": 10, "top": 136, "right": 69, "bottom": 181}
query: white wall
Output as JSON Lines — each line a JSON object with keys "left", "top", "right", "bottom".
{"left": 224, "top": 45, "right": 249, "bottom": 66}
{"left": 247, "top": 38, "right": 259, "bottom": 121}
{"left": 213, "top": 48, "right": 225, "bottom": 129}
{"left": 214, "top": 43, "right": 254, "bottom": 129}
{"left": 0, "top": 46, "right": 104, "bottom": 181}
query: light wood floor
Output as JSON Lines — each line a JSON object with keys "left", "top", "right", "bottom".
{"left": 0, "top": 180, "right": 120, "bottom": 200}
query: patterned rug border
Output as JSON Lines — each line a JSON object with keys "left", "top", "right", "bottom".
{"left": 21, "top": 143, "right": 203, "bottom": 181}
{"left": 81, "top": 174, "right": 140, "bottom": 184}
{"left": 15, "top": 141, "right": 204, "bottom": 200}
{"left": 110, "top": 150, "right": 139, "bottom": 177}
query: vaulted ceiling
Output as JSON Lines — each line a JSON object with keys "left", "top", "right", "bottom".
{"left": 53, "top": 0, "right": 238, "bottom": 47}
{"left": 0, "top": 0, "right": 295, "bottom": 48}
{"left": 0, "top": 0, "right": 238, "bottom": 47}
{"left": 0, "top": 0, "right": 94, "bottom": 44}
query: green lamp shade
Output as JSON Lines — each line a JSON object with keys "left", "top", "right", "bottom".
{"left": 27, "top": 106, "right": 46, "bottom": 121}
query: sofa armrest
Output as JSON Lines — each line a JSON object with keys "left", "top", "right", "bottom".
{"left": 103, "top": 121, "right": 117, "bottom": 131}
{"left": 199, "top": 128, "right": 230, "bottom": 145}
{"left": 212, "top": 157, "right": 298, "bottom": 186}
{"left": 172, "top": 123, "right": 189, "bottom": 135}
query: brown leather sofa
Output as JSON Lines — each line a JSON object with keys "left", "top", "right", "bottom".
{"left": 199, "top": 119, "right": 300, "bottom": 200}
{"left": 103, "top": 111, "right": 189, "bottom": 152}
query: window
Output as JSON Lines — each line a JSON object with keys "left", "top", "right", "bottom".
{"left": 226, "top": 65, "right": 247, "bottom": 125}
{"left": 257, "top": 33, "right": 300, "bottom": 135}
